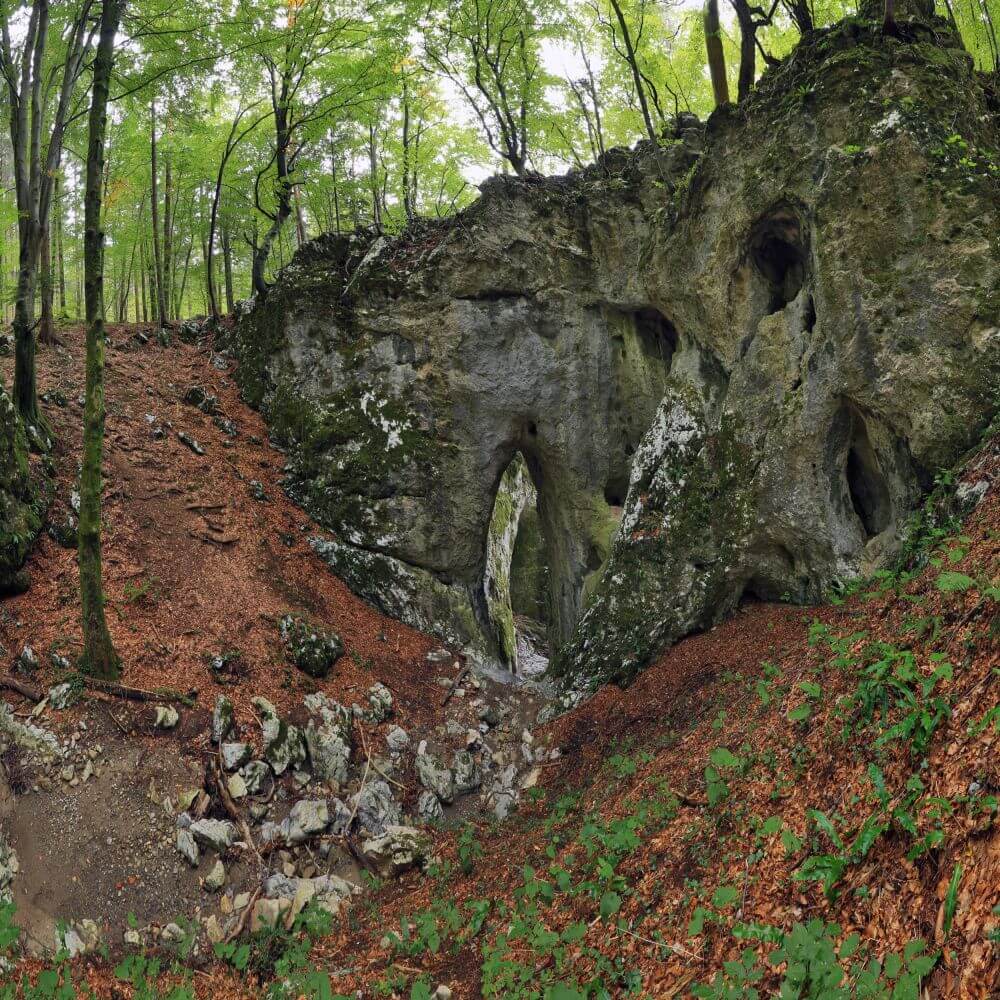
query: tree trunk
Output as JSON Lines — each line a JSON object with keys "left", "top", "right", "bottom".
{"left": 731, "top": 0, "right": 757, "bottom": 102}
{"left": 221, "top": 223, "right": 234, "bottom": 313}
{"left": 149, "top": 103, "right": 167, "bottom": 326}
{"left": 607, "top": 0, "right": 658, "bottom": 142}
{"left": 38, "top": 224, "right": 54, "bottom": 343}
{"left": 55, "top": 174, "right": 66, "bottom": 314}
{"left": 79, "top": 0, "right": 124, "bottom": 680}
{"left": 12, "top": 239, "right": 42, "bottom": 427}
{"left": 138, "top": 228, "right": 148, "bottom": 322}
{"left": 704, "top": 0, "right": 731, "bottom": 107}
{"left": 330, "top": 141, "right": 342, "bottom": 235}
{"left": 163, "top": 154, "right": 173, "bottom": 320}
{"left": 368, "top": 124, "right": 382, "bottom": 230}
{"left": 401, "top": 78, "right": 415, "bottom": 222}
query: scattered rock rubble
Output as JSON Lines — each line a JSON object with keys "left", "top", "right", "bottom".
{"left": 0, "top": 642, "right": 558, "bottom": 957}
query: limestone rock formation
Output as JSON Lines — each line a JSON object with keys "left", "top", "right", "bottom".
{"left": 230, "top": 10, "right": 1000, "bottom": 685}
{"left": 0, "top": 388, "right": 44, "bottom": 594}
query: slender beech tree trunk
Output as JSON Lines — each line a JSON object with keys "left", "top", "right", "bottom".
{"left": 38, "top": 225, "right": 54, "bottom": 343}
{"left": 607, "top": 0, "right": 658, "bottom": 142}
{"left": 401, "top": 78, "right": 415, "bottom": 222}
{"left": 221, "top": 224, "right": 234, "bottom": 313}
{"left": 138, "top": 232, "right": 147, "bottom": 322}
{"left": 79, "top": 0, "right": 124, "bottom": 680}
{"left": 163, "top": 156, "right": 173, "bottom": 319}
{"left": 149, "top": 103, "right": 167, "bottom": 326}
{"left": 368, "top": 124, "right": 383, "bottom": 229}
{"left": 730, "top": 0, "right": 757, "bottom": 101}
{"left": 55, "top": 174, "right": 66, "bottom": 313}
{"left": 330, "top": 140, "right": 342, "bottom": 235}
{"left": 704, "top": 0, "right": 731, "bottom": 106}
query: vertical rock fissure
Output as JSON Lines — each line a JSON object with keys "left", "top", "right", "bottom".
{"left": 844, "top": 406, "right": 892, "bottom": 539}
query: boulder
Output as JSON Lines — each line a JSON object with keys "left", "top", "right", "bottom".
{"left": 253, "top": 696, "right": 306, "bottom": 775}
{"left": 304, "top": 719, "right": 350, "bottom": 785}
{"left": 189, "top": 818, "right": 238, "bottom": 854}
{"left": 365, "top": 682, "right": 393, "bottom": 722}
{"left": 385, "top": 725, "right": 409, "bottom": 754}
{"left": 284, "top": 799, "right": 329, "bottom": 844}
{"left": 415, "top": 752, "right": 454, "bottom": 804}
{"left": 279, "top": 614, "right": 343, "bottom": 678}
{"left": 417, "top": 790, "right": 443, "bottom": 823}
{"left": 351, "top": 778, "right": 401, "bottom": 835}
{"left": 204, "top": 860, "right": 226, "bottom": 892}
{"left": 250, "top": 897, "right": 291, "bottom": 932}
{"left": 175, "top": 829, "right": 199, "bottom": 867}
{"left": 211, "top": 695, "right": 234, "bottom": 744}
{"left": 154, "top": 705, "right": 179, "bottom": 729}
{"left": 452, "top": 750, "right": 481, "bottom": 796}
{"left": 240, "top": 759, "right": 272, "bottom": 795}
{"left": 221, "top": 742, "right": 252, "bottom": 771}
{"left": 361, "top": 825, "right": 430, "bottom": 877}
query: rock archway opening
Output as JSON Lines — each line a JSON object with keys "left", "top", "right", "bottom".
{"left": 482, "top": 452, "right": 552, "bottom": 676}
{"left": 843, "top": 404, "right": 892, "bottom": 539}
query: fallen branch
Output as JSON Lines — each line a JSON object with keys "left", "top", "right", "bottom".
{"left": 1, "top": 673, "right": 195, "bottom": 708}
{"left": 668, "top": 786, "right": 708, "bottom": 808}
{"left": 86, "top": 676, "right": 198, "bottom": 706}
{"left": 440, "top": 662, "right": 470, "bottom": 707}
{"left": 208, "top": 758, "right": 259, "bottom": 860}
{"left": 0, "top": 675, "right": 44, "bottom": 702}
{"left": 224, "top": 886, "right": 262, "bottom": 943}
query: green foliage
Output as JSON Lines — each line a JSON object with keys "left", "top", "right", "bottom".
{"left": 693, "top": 921, "right": 937, "bottom": 999}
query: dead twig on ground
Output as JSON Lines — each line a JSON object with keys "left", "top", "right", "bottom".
{"left": 440, "top": 662, "right": 470, "bottom": 707}
{"left": 223, "top": 886, "right": 262, "bottom": 943}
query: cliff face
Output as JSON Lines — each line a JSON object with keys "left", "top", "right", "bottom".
{"left": 0, "top": 388, "right": 43, "bottom": 595}
{"left": 231, "top": 9, "right": 1000, "bottom": 683}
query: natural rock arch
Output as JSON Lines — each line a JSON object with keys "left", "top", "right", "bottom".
{"left": 231, "top": 14, "right": 999, "bottom": 681}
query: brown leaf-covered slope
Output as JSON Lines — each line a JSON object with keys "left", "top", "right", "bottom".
{"left": 0, "top": 326, "right": 445, "bottom": 737}
{"left": 293, "top": 436, "right": 1000, "bottom": 997}
{"left": 3, "top": 329, "right": 999, "bottom": 998}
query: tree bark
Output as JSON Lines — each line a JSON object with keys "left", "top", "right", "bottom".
{"left": 79, "top": 0, "right": 124, "bottom": 680}
{"left": 38, "top": 224, "right": 54, "bottom": 343}
{"left": 221, "top": 224, "right": 234, "bottom": 313}
{"left": 55, "top": 173, "right": 66, "bottom": 314}
{"left": 730, "top": 0, "right": 757, "bottom": 102}
{"left": 149, "top": 102, "right": 167, "bottom": 326}
{"left": 251, "top": 96, "right": 293, "bottom": 297}
{"left": 704, "top": 0, "right": 731, "bottom": 107}
{"left": 163, "top": 153, "right": 173, "bottom": 320}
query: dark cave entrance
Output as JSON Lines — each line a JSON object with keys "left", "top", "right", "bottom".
{"left": 842, "top": 403, "right": 892, "bottom": 539}
{"left": 748, "top": 207, "right": 808, "bottom": 315}
{"left": 483, "top": 452, "right": 552, "bottom": 675}
{"left": 634, "top": 308, "right": 679, "bottom": 368}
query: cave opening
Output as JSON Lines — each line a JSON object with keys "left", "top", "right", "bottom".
{"left": 844, "top": 406, "right": 892, "bottom": 539}
{"left": 634, "top": 308, "right": 679, "bottom": 368}
{"left": 483, "top": 452, "right": 552, "bottom": 676}
{"left": 748, "top": 208, "right": 807, "bottom": 315}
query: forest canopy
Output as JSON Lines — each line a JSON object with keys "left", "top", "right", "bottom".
{"left": 0, "top": 0, "right": 997, "bottom": 333}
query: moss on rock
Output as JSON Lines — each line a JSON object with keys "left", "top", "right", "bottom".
{"left": 0, "top": 387, "right": 45, "bottom": 594}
